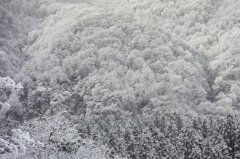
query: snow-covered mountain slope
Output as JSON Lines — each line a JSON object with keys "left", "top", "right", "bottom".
{"left": 2, "top": 0, "right": 240, "bottom": 118}
{"left": 0, "top": 0, "right": 48, "bottom": 77}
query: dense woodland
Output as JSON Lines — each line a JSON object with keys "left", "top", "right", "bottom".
{"left": 1, "top": 0, "right": 240, "bottom": 158}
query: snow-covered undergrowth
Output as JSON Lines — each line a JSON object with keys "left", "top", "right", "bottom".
{"left": 2, "top": 112, "right": 240, "bottom": 159}
{"left": 0, "top": 111, "right": 125, "bottom": 159}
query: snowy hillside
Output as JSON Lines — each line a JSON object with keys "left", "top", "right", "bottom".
{"left": 1, "top": 0, "right": 239, "bottom": 116}
{"left": 1, "top": 0, "right": 240, "bottom": 158}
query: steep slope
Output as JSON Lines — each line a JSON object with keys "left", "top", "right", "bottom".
{"left": 2, "top": 0, "right": 240, "bottom": 118}
{"left": 208, "top": 0, "right": 240, "bottom": 113}
{"left": 17, "top": 0, "right": 209, "bottom": 118}
{"left": 0, "top": 0, "right": 48, "bottom": 77}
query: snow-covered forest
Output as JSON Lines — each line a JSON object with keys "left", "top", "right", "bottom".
{"left": 1, "top": 0, "right": 240, "bottom": 158}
